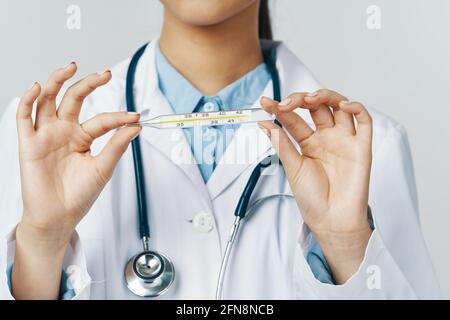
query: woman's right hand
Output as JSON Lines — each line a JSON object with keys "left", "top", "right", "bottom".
{"left": 16, "top": 62, "right": 141, "bottom": 246}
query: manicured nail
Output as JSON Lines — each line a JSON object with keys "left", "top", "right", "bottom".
{"left": 128, "top": 112, "right": 140, "bottom": 115}
{"left": 258, "top": 124, "right": 271, "bottom": 138}
{"left": 262, "top": 128, "right": 271, "bottom": 138}
{"left": 131, "top": 130, "right": 141, "bottom": 141}
{"left": 306, "top": 92, "right": 319, "bottom": 97}
{"left": 261, "top": 96, "right": 275, "bottom": 103}
{"left": 339, "top": 100, "right": 352, "bottom": 107}
{"left": 278, "top": 98, "right": 292, "bottom": 106}
{"left": 29, "top": 82, "right": 38, "bottom": 90}
{"left": 65, "top": 61, "right": 76, "bottom": 69}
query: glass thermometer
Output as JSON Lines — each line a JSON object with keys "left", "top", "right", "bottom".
{"left": 127, "top": 108, "right": 275, "bottom": 129}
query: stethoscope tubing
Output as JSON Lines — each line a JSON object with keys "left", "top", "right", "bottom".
{"left": 216, "top": 216, "right": 242, "bottom": 300}
{"left": 126, "top": 43, "right": 152, "bottom": 239}
{"left": 125, "top": 42, "right": 282, "bottom": 299}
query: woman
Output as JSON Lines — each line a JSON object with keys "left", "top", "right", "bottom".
{"left": 0, "top": 0, "right": 441, "bottom": 299}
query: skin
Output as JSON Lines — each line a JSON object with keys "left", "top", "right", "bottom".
{"left": 12, "top": 0, "right": 372, "bottom": 299}
{"left": 13, "top": 67, "right": 142, "bottom": 299}
{"left": 159, "top": 0, "right": 262, "bottom": 95}
{"left": 259, "top": 92, "right": 373, "bottom": 284}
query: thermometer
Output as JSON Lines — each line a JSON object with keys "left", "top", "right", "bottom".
{"left": 127, "top": 108, "right": 275, "bottom": 129}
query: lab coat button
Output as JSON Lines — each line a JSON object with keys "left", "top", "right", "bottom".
{"left": 192, "top": 211, "right": 214, "bottom": 233}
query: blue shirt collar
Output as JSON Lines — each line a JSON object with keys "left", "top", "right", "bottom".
{"left": 155, "top": 44, "right": 270, "bottom": 114}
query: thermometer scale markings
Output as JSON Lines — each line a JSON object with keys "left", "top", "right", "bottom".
{"left": 130, "top": 108, "right": 273, "bottom": 129}
{"left": 159, "top": 114, "right": 249, "bottom": 125}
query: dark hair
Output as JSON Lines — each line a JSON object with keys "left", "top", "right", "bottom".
{"left": 258, "top": 0, "right": 272, "bottom": 40}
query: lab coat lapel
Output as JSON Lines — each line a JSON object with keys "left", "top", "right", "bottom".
{"left": 133, "top": 42, "right": 210, "bottom": 202}
{"left": 207, "top": 123, "right": 274, "bottom": 200}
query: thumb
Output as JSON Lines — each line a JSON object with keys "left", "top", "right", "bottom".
{"left": 258, "top": 120, "right": 304, "bottom": 182}
{"left": 94, "top": 126, "right": 141, "bottom": 182}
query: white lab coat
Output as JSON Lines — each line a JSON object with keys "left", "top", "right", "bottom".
{"left": 0, "top": 41, "right": 442, "bottom": 299}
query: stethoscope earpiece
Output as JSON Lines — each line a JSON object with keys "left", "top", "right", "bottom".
{"left": 125, "top": 250, "right": 175, "bottom": 298}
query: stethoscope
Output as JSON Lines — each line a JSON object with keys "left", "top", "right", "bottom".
{"left": 124, "top": 43, "right": 282, "bottom": 299}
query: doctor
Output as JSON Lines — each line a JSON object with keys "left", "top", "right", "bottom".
{"left": 0, "top": 0, "right": 441, "bottom": 299}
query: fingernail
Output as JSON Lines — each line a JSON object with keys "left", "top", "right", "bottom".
{"left": 278, "top": 98, "right": 292, "bottom": 106}
{"left": 258, "top": 124, "right": 271, "bottom": 138}
{"left": 128, "top": 112, "right": 140, "bottom": 115}
{"left": 261, "top": 96, "right": 275, "bottom": 103}
{"left": 98, "top": 69, "right": 111, "bottom": 75}
{"left": 306, "top": 92, "right": 319, "bottom": 98}
{"left": 29, "top": 82, "right": 38, "bottom": 90}
{"left": 261, "top": 128, "right": 271, "bottom": 138}
{"left": 339, "top": 100, "right": 351, "bottom": 107}
{"left": 65, "top": 61, "right": 76, "bottom": 69}
{"left": 131, "top": 130, "right": 141, "bottom": 141}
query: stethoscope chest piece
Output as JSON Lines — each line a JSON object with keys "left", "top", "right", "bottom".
{"left": 125, "top": 251, "right": 175, "bottom": 297}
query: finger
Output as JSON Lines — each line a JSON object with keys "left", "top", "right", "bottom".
{"left": 94, "top": 126, "right": 141, "bottom": 183}
{"left": 276, "top": 92, "right": 335, "bottom": 130}
{"left": 258, "top": 120, "right": 304, "bottom": 180}
{"left": 260, "top": 96, "right": 314, "bottom": 144}
{"left": 35, "top": 62, "right": 77, "bottom": 127}
{"left": 339, "top": 101, "right": 373, "bottom": 140}
{"left": 303, "top": 89, "right": 347, "bottom": 109}
{"left": 16, "top": 82, "right": 41, "bottom": 138}
{"left": 303, "top": 89, "right": 355, "bottom": 132}
{"left": 333, "top": 109, "right": 356, "bottom": 134}
{"left": 80, "top": 112, "right": 140, "bottom": 140}
{"left": 57, "top": 70, "right": 112, "bottom": 122}
{"left": 260, "top": 96, "right": 281, "bottom": 115}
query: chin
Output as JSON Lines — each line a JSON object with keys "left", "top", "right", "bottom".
{"left": 161, "top": 0, "right": 257, "bottom": 26}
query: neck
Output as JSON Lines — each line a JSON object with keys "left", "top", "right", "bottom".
{"left": 159, "top": 3, "right": 263, "bottom": 96}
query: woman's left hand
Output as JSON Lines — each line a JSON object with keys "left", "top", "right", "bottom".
{"left": 259, "top": 89, "right": 373, "bottom": 284}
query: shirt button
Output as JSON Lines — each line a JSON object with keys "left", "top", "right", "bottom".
{"left": 203, "top": 102, "right": 216, "bottom": 112}
{"left": 192, "top": 211, "right": 214, "bottom": 233}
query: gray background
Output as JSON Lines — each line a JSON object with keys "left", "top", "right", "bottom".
{"left": 1, "top": 0, "right": 449, "bottom": 298}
